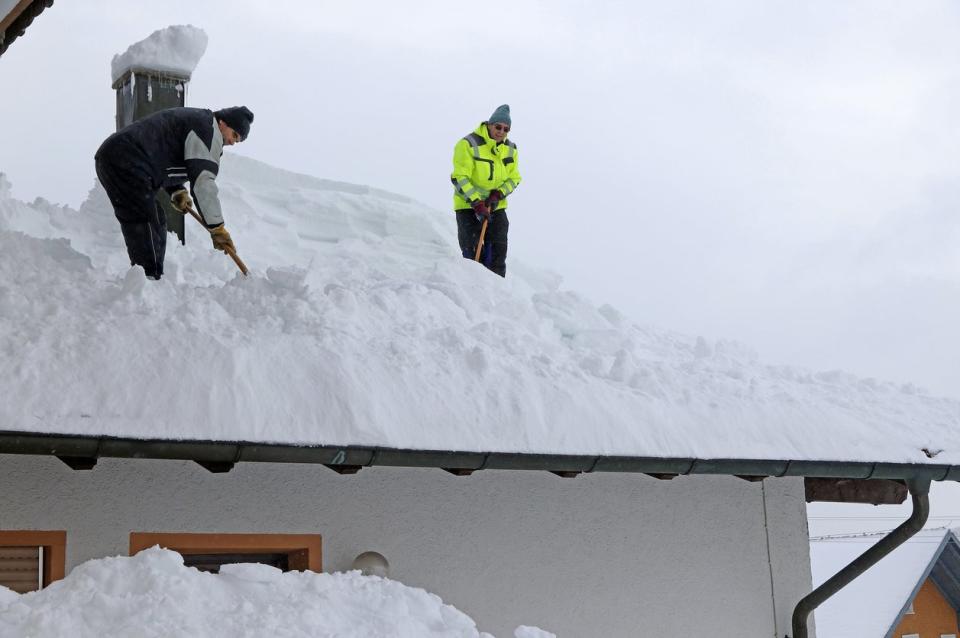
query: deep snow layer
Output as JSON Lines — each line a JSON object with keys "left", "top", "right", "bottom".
{"left": 0, "top": 547, "right": 554, "bottom": 638}
{"left": 0, "top": 157, "right": 958, "bottom": 464}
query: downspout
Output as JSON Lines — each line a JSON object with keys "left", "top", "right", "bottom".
{"left": 790, "top": 477, "right": 931, "bottom": 638}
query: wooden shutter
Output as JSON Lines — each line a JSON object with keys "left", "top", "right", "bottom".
{"left": 0, "top": 546, "right": 40, "bottom": 593}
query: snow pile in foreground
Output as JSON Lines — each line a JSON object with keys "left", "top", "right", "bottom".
{"left": 110, "top": 25, "right": 208, "bottom": 84}
{"left": 0, "top": 547, "right": 554, "bottom": 638}
{"left": 0, "top": 586, "right": 16, "bottom": 606}
{"left": 0, "top": 157, "right": 958, "bottom": 464}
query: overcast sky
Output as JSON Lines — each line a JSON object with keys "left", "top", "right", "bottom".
{"left": 2, "top": 0, "right": 959, "bottom": 405}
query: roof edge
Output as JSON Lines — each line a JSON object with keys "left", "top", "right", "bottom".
{"left": 0, "top": 0, "right": 53, "bottom": 57}
{"left": 0, "top": 430, "right": 956, "bottom": 482}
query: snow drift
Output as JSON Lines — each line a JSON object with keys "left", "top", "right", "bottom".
{"left": 0, "top": 155, "right": 958, "bottom": 464}
{"left": 0, "top": 547, "right": 555, "bottom": 637}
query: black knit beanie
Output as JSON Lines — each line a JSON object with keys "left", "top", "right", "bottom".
{"left": 214, "top": 106, "right": 254, "bottom": 141}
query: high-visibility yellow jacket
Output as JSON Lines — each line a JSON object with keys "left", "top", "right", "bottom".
{"left": 451, "top": 123, "right": 521, "bottom": 212}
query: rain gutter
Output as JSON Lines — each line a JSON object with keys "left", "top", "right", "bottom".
{"left": 789, "top": 477, "right": 931, "bottom": 638}
{"left": 0, "top": 430, "right": 957, "bottom": 482}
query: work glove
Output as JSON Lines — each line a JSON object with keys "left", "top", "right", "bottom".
{"left": 471, "top": 199, "right": 490, "bottom": 221}
{"left": 170, "top": 189, "right": 192, "bottom": 213}
{"left": 210, "top": 225, "right": 235, "bottom": 254}
{"left": 485, "top": 190, "right": 503, "bottom": 211}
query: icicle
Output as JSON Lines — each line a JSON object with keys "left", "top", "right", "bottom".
{"left": 129, "top": 70, "right": 135, "bottom": 96}
{"left": 147, "top": 81, "right": 152, "bottom": 102}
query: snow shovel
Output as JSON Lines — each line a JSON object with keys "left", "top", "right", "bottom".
{"left": 473, "top": 217, "right": 489, "bottom": 262}
{"left": 182, "top": 204, "right": 249, "bottom": 276}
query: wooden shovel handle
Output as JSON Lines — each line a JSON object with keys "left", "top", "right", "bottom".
{"left": 184, "top": 206, "right": 248, "bottom": 276}
{"left": 474, "top": 217, "right": 489, "bottom": 262}
{"left": 224, "top": 246, "right": 249, "bottom": 275}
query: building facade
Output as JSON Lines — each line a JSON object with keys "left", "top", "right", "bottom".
{"left": 0, "top": 454, "right": 812, "bottom": 637}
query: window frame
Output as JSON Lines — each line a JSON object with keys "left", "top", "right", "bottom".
{"left": 0, "top": 530, "right": 67, "bottom": 590}
{"left": 129, "top": 532, "right": 322, "bottom": 572}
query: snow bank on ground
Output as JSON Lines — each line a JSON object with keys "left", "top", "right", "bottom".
{"left": 110, "top": 25, "right": 208, "bottom": 84}
{"left": 0, "top": 547, "right": 553, "bottom": 638}
{"left": 514, "top": 626, "right": 556, "bottom": 638}
{"left": 0, "top": 157, "right": 958, "bottom": 464}
{"left": 0, "top": 586, "right": 17, "bottom": 606}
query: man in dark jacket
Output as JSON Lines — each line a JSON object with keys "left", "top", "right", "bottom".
{"left": 94, "top": 105, "right": 254, "bottom": 279}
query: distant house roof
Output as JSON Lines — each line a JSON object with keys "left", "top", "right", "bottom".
{"left": 810, "top": 528, "right": 960, "bottom": 637}
{"left": 0, "top": 0, "right": 53, "bottom": 57}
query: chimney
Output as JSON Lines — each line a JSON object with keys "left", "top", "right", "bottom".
{"left": 113, "top": 67, "right": 190, "bottom": 132}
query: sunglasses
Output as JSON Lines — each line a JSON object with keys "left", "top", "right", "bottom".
{"left": 493, "top": 124, "right": 510, "bottom": 133}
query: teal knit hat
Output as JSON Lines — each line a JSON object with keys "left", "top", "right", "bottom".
{"left": 489, "top": 104, "right": 511, "bottom": 126}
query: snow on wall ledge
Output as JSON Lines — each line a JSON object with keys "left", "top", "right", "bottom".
{"left": 0, "top": 159, "right": 958, "bottom": 465}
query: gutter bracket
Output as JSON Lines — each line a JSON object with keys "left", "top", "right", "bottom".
{"left": 194, "top": 460, "right": 235, "bottom": 474}
{"left": 56, "top": 456, "right": 98, "bottom": 471}
{"left": 787, "top": 476, "right": 931, "bottom": 638}
{"left": 56, "top": 437, "right": 102, "bottom": 471}
{"left": 646, "top": 473, "right": 677, "bottom": 480}
{"left": 442, "top": 468, "right": 475, "bottom": 476}
{"left": 324, "top": 464, "right": 362, "bottom": 475}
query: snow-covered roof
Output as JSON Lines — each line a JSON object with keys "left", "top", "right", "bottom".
{"left": 810, "top": 529, "right": 960, "bottom": 637}
{"left": 1, "top": 156, "right": 959, "bottom": 475}
{"left": 110, "top": 25, "right": 208, "bottom": 85}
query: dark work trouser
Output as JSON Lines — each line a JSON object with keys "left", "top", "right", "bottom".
{"left": 95, "top": 156, "right": 167, "bottom": 279}
{"left": 456, "top": 209, "right": 509, "bottom": 277}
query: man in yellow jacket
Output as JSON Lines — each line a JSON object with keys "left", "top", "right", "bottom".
{"left": 450, "top": 104, "right": 521, "bottom": 277}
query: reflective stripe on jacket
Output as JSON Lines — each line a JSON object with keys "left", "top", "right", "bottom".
{"left": 450, "top": 123, "right": 521, "bottom": 212}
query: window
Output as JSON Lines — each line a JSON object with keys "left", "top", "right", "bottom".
{"left": 0, "top": 531, "right": 66, "bottom": 593}
{"left": 901, "top": 634, "right": 919, "bottom": 638}
{"left": 129, "top": 533, "right": 322, "bottom": 573}
{"left": 941, "top": 634, "right": 957, "bottom": 638}
{"left": 905, "top": 601, "right": 915, "bottom": 614}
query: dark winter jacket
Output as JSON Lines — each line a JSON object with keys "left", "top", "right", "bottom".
{"left": 95, "top": 107, "right": 226, "bottom": 227}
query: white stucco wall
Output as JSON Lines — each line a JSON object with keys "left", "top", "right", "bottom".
{"left": 0, "top": 454, "right": 813, "bottom": 637}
